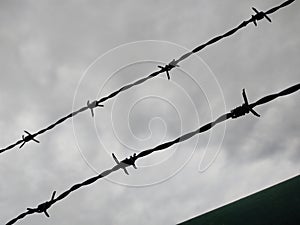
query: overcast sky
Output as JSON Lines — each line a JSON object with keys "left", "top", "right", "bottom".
{"left": 0, "top": 0, "right": 299, "bottom": 224}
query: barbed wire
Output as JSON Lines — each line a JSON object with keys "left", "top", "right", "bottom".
{"left": 6, "top": 82, "right": 300, "bottom": 225}
{"left": 0, "top": 0, "right": 295, "bottom": 155}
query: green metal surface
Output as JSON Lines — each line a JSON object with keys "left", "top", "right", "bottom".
{"left": 179, "top": 175, "right": 300, "bottom": 225}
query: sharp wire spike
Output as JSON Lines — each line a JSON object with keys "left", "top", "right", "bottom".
{"left": 252, "top": 7, "right": 259, "bottom": 13}
{"left": 166, "top": 71, "right": 170, "bottom": 80}
{"left": 253, "top": 18, "right": 257, "bottom": 26}
{"left": 19, "top": 141, "right": 25, "bottom": 149}
{"left": 242, "top": 89, "right": 249, "bottom": 105}
{"left": 250, "top": 108, "right": 261, "bottom": 117}
{"left": 265, "top": 14, "right": 272, "bottom": 22}
{"left": 112, "top": 153, "right": 129, "bottom": 175}
{"left": 51, "top": 191, "right": 56, "bottom": 200}
{"left": 32, "top": 139, "right": 40, "bottom": 143}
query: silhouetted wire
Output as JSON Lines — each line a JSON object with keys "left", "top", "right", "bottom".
{"left": 0, "top": 0, "right": 295, "bottom": 154}
{"left": 6, "top": 82, "right": 300, "bottom": 225}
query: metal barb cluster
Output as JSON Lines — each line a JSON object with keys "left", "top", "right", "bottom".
{"left": 231, "top": 89, "right": 260, "bottom": 119}
{"left": 112, "top": 153, "right": 138, "bottom": 175}
{"left": 251, "top": 7, "right": 272, "bottom": 26}
{"left": 158, "top": 59, "right": 179, "bottom": 80}
{"left": 87, "top": 100, "right": 104, "bottom": 117}
{"left": 27, "top": 191, "right": 56, "bottom": 218}
{"left": 19, "top": 130, "right": 40, "bottom": 149}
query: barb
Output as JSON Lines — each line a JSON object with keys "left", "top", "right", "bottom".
{"left": 27, "top": 191, "right": 56, "bottom": 218}
{"left": 158, "top": 59, "right": 179, "bottom": 80}
{"left": 112, "top": 153, "right": 138, "bottom": 175}
{"left": 19, "top": 130, "right": 40, "bottom": 149}
{"left": 0, "top": 0, "right": 295, "bottom": 155}
{"left": 87, "top": 100, "right": 104, "bottom": 117}
{"left": 231, "top": 89, "right": 260, "bottom": 118}
{"left": 251, "top": 7, "right": 272, "bottom": 26}
{"left": 6, "top": 82, "right": 300, "bottom": 225}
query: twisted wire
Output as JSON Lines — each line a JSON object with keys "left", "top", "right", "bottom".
{"left": 0, "top": 0, "right": 295, "bottom": 154}
{"left": 6, "top": 82, "right": 300, "bottom": 225}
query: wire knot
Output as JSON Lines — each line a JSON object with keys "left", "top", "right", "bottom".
{"left": 251, "top": 7, "right": 272, "bottom": 26}
{"left": 231, "top": 89, "right": 260, "bottom": 119}
{"left": 87, "top": 100, "right": 104, "bottom": 117}
{"left": 27, "top": 191, "right": 56, "bottom": 218}
{"left": 19, "top": 130, "right": 40, "bottom": 149}
{"left": 158, "top": 59, "right": 179, "bottom": 80}
{"left": 112, "top": 153, "right": 138, "bottom": 175}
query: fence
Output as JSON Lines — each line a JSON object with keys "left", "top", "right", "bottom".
{"left": 0, "top": 0, "right": 295, "bottom": 154}
{"left": 3, "top": 0, "right": 298, "bottom": 224}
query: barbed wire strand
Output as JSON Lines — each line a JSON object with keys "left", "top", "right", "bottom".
{"left": 6, "top": 82, "right": 300, "bottom": 225}
{"left": 0, "top": 0, "right": 295, "bottom": 154}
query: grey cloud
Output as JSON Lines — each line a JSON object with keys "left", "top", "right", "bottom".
{"left": 0, "top": 0, "right": 299, "bottom": 225}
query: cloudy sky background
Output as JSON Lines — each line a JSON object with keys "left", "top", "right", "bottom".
{"left": 0, "top": 0, "right": 299, "bottom": 224}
